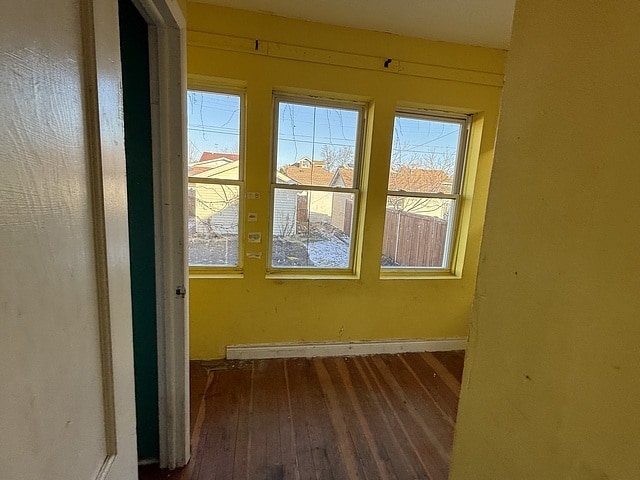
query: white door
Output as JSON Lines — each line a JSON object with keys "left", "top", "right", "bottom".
{"left": 0, "top": 1, "right": 139, "bottom": 479}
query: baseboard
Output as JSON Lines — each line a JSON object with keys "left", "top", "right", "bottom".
{"left": 226, "top": 337, "right": 467, "bottom": 360}
{"left": 137, "top": 458, "right": 159, "bottom": 466}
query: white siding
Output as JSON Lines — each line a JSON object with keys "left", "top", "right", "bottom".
{"left": 273, "top": 189, "right": 298, "bottom": 236}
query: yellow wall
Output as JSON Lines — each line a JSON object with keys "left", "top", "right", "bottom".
{"left": 175, "top": 0, "right": 187, "bottom": 18}
{"left": 186, "top": 3, "right": 505, "bottom": 359}
{"left": 451, "top": 1, "right": 640, "bottom": 479}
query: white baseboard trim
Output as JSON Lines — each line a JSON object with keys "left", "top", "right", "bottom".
{"left": 226, "top": 337, "right": 467, "bottom": 360}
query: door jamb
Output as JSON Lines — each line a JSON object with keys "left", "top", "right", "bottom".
{"left": 130, "top": 0, "right": 189, "bottom": 469}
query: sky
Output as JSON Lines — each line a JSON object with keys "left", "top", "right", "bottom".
{"left": 187, "top": 90, "right": 463, "bottom": 172}
{"left": 275, "top": 101, "right": 359, "bottom": 169}
{"left": 187, "top": 91, "right": 240, "bottom": 163}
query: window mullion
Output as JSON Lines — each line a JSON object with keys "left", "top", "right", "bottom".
{"left": 273, "top": 183, "right": 358, "bottom": 195}
{"left": 387, "top": 191, "right": 458, "bottom": 200}
{"left": 188, "top": 177, "right": 243, "bottom": 187}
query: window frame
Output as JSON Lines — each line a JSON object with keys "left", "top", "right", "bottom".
{"left": 381, "top": 108, "right": 472, "bottom": 276}
{"left": 186, "top": 86, "right": 246, "bottom": 272}
{"left": 267, "top": 93, "right": 368, "bottom": 275}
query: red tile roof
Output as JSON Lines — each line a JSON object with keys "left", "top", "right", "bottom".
{"left": 190, "top": 153, "right": 238, "bottom": 177}
{"left": 199, "top": 152, "right": 239, "bottom": 162}
{"left": 282, "top": 163, "right": 334, "bottom": 186}
{"left": 388, "top": 167, "right": 452, "bottom": 194}
{"left": 334, "top": 167, "right": 354, "bottom": 187}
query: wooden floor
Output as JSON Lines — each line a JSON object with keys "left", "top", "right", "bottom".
{"left": 140, "top": 351, "right": 465, "bottom": 480}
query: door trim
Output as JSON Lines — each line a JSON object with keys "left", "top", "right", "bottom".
{"left": 83, "top": 0, "right": 142, "bottom": 476}
{"left": 80, "top": 0, "right": 119, "bottom": 475}
{"left": 131, "top": 0, "right": 189, "bottom": 469}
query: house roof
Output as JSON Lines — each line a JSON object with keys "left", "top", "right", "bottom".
{"left": 281, "top": 162, "right": 334, "bottom": 186}
{"left": 189, "top": 152, "right": 240, "bottom": 177}
{"left": 190, "top": 161, "right": 225, "bottom": 175}
{"left": 388, "top": 167, "right": 452, "bottom": 194}
{"left": 190, "top": 162, "right": 239, "bottom": 179}
{"left": 328, "top": 166, "right": 452, "bottom": 193}
{"left": 332, "top": 167, "right": 354, "bottom": 188}
{"left": 199, "top": 152, "right": 239, "bottom": 162}
{"left": 276, "top": 171, "right": 297, "bottom": 184}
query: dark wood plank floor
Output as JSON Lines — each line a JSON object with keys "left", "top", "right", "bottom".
{"left": 139, "top": 351, "right": 465, "bottom": 480}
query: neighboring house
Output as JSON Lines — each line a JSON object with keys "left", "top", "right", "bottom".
{"left": 329, "top": 167, "right": 355, "bottom": 233}
{"left": 188, "top": 128, "right": 451, "bottom": 251}
{"left": 327, "top": 166, "right": 453, "bottom": 236}
{"left": 190, "top": 152, "right": 297, "bottom": 239}
{"left": 190, "top": 153, "right": 337, "bottom": 238}
{"left": 281, "top": 157, "right": 334, "bottom": 223}
{"left": 273, "top": 171, "right": 299, "bottom": 236}
{"left": 189, "top": 153, "right": 241, "bottom": 236}
{"left": 198, "top": 151, "right": 240, "bottom": 163}
{"left": 282, "top": 157, "right": 334, "bottom": 185}
{"left": 388, "top": 167, "right": 453, "bottom": 220}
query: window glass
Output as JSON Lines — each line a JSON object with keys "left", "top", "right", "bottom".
{"left": 382, "top": 113, "right": 467, "bottom": 270}
{"left": 275, "top": 102, "right": 359, "bottom": 188}
{"left": 271, "top": 188, "right": 356, "bottom": 269}
{"left": 270, "top": 97, "right": 363, "bottom": 271}
{"left": 388, "top": 116, "right": 461, "bottom": 194}
{"left": 187, "top": 90, "right": 243, "bottom": 267}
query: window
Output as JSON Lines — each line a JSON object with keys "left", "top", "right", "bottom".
{"left": 381, "top": 110, "right": 470, "bottom": 272}
{"left": 187, "top": 89, "right": 244, "bottom": 267}
{"left": 269, "top": 94, "right": 366, "bottom": 272}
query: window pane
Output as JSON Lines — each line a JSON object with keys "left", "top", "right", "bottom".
{"left": 271, "top": 187, "right": 355, "bottom": 269}
{"left": 187, "top": 91, "right": 241, "bottom": 180}
{"left": 381, "top": 196, "right": 455, "bottom": 269}
{"left": 389, "top": 116, "right": 462, "bottom": 194}
{"left": 188, "top": 182, "right": 240, "bottom": 266}
{"left": 275, "top": 102, "right": 359, "bottom": 188}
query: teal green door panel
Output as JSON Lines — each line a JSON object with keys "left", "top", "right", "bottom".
{"left": 119, "top": 0, "right": 159, "bottom": 461}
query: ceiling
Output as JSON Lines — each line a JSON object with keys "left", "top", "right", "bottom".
{"left": 195, "top": 0, "right": 516, "bottom": 50}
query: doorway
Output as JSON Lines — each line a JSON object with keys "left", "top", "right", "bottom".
{"left": 117, "top": 0, "right": 189, "bottom": 469}
{"left": 118, "top": 0, "right": 159, "bottom": 461}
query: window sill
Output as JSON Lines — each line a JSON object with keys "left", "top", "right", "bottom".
{"left": 265, "top": 270, "right": 359, "bottom": 281}
{"left": 380, "top": 270, "right": 462, "bottom": 280}
{"left": 189, "top": 267, "right": 244, "bottom": 279}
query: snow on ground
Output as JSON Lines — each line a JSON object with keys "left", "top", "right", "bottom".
{"left": 188, "top": 223, "right": 353, "bottom": 268}
{"left": 308, "top": 239, "right": 350, "bottom": 268}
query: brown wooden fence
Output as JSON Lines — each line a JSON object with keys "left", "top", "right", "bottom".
{"left": 296, "top": 194, "right": 308, "bottom": 225}
{"left": 382, "top": 209, "right": 448, "bottom": 267}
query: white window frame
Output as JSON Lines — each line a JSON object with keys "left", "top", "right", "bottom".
{"left": 382, "top": 109, "right": 471, "bottom": 275}
{"left": 186, "top": 87, "right": 245, "bottom": 271}
{"left": 268, "top": 93, "right": 367, "bottom": 275}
